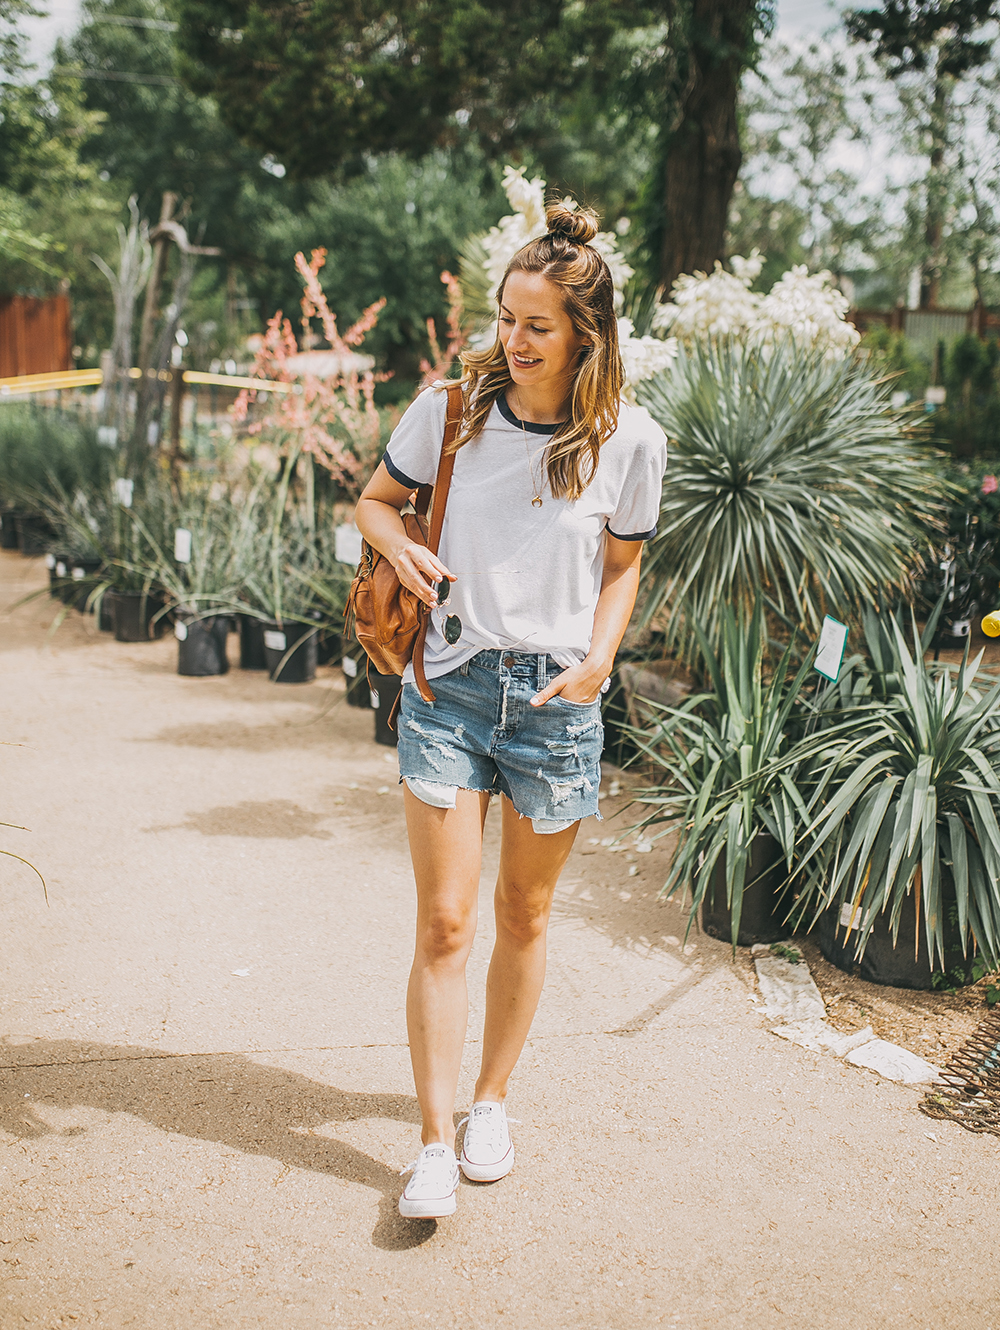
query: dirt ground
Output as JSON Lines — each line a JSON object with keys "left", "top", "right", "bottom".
{"left": 2, "top": 548, "right": 1000, "bottom": 1330}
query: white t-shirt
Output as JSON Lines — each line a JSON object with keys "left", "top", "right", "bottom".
{"left": 384, "top": 383, "right": 667, "bottom": 682}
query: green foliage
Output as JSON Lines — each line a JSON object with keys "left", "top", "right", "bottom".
{"left": 628, "top": 599, "right": 819, "bottom": 946}
{"left": 860, "top": 325, "right": 931, "bottom": 400}
{"left": 635, "top": 338, "right": 945, "bottom": 663}
{"left": 0, "top": 405, "right": 112, "bottom": 507}
{"left": 787, "top": 604, "right": 1000, "bottom": 970}
{"left": 845, "top": 0, "right": 997, "bottom": 80}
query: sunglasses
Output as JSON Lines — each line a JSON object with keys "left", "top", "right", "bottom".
{"left": 436, "top": 578, "right": 462, "bottom": 645}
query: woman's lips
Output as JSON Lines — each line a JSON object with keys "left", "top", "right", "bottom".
{"left": 511, "top": 354, "right": 541, "bottom": 367}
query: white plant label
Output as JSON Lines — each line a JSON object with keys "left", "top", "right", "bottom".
{"left": 44, "top": 553, "right": 55, "bottom": 570}
{"left": 55, "top": 562, "right": 67, "bottom": 578}
{"left": 175, "top": 621, "right": 188, "bottom": 641}
{"left": 264, "top": 630, "right": 286, "bottom": 651}
{"left": 335, "top": 524, "right": 363, "bottom": 566}
{"left": 342, "top": 655, "right": 358, "bottom": 677}
{"left": 815, "top": 616, "right": 848, "bottom": 682}
{"left": 174, "top": 528, "right": 192, "bottom": 563}
{"left": 71, "top": 566, "right": 85, "bottom": 580}
{"left": 114, "top": 478, "right": 134, "bottom": 508}
{"left": 370, "top": 689, "right": 380, "bottom": 709}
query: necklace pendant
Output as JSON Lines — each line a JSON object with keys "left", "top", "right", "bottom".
{"left": 532, "top": 496, "right": 543, "bottom": 509}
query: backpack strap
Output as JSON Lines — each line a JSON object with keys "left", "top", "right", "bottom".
{"left": 411, "top": 382, "right": 462, "bottom": 706}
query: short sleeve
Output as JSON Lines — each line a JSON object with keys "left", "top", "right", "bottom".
{"left": 607, "top": 427, "right": 667, "bottom": 542}
{"left": 382, "top": 384, "right": 449, "bottom": 490}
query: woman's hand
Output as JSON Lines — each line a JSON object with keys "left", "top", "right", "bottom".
{"left": 394, "top": 542, "right": 456, "bottom": 609}
{"left": 530, "top": 658, "right": 609, "bottom": 707}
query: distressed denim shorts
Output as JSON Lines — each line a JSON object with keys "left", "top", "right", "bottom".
{"left": 397, "top": 649, "right": 604, "bottom": 830}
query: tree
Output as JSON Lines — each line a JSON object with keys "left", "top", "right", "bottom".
{"left": 846, "top": 0, "right": 999, "bottom": 307}
{"left": 172, "top": 0, "right": 773, "bottom": 289}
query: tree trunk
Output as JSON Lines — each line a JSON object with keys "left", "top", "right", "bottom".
{"left": 658, "top": 0, "right": 755, "bottom": 292}
{"left": 920, "top": 71, "right": 950, "bottom": 309}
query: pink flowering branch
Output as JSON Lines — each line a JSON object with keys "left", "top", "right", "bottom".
{"left": 418, "top": 270, "right": 467, "bottom": 388}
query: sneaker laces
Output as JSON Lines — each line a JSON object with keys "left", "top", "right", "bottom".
{"left": 458, "top": 1105, "right": 520, "bottom": 1155}
{"left": 400, "top": 1144, "right": 453, "bottom": 1178}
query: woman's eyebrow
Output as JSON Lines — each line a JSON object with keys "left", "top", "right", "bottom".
{"left": 499, "top": 304, "right": 554, "bottom": 321}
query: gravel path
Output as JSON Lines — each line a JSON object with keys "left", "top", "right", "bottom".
{"left": 2, "top": 549, "right": 998, "bottom": 1330}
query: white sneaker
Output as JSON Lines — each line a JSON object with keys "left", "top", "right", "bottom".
{"left": 459, "top": 1101, "right": 515, "bottom": 1182}
{"left": 398, "top": 1144, "right": 459, "bottom": 1218}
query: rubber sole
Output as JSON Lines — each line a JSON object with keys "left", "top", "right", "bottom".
{"left": 398, "top": 1191, "right": 457, "bottom": 1219}
{"left": 459, "top": 1147, "right": 515, "bottom": 1183}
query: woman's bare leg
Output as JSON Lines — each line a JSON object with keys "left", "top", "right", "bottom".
{"left": 404, "top": 785, "right": 491, "bottom": 1149}
{"left": 474, "top": 796, "right": 579, "bottom": 1103}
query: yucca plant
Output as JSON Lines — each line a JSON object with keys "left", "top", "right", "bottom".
{"left": 786, "top": 605, "right": 1000, "bottom": 971}
{"left": 629, "top": 600, "right": 823, "bottom": 944}
{"left": 635, "top": 338, "right": 947, "bottom": 664}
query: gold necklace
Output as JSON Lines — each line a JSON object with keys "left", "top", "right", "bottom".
{"left": 514, "top": 389, "right": 545, "bottom": 508}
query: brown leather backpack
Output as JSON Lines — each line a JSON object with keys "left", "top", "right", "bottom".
{"left": 345, "top": 381, "right": 462, "bottom": 703}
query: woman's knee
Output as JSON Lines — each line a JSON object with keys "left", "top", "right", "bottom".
{"left": 495, "top": 883, "right": 552, "bottom": 945}
{"left": 416, "top": 906, "right": 476, "bottom": 964}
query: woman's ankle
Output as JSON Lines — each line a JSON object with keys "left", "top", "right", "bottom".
{"left": 421, "top": 1126, "right": 457, "bottom": 1151}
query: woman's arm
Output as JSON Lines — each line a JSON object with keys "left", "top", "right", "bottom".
{"left": 355, "top": 461, "right": 456, "bottom": 610}
{"left": 530, "top": 533, "right": 644, "bottom": 706}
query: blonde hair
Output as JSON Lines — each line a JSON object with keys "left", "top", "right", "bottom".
{"left": 451, "top": 202, "right": 625, "bottom": 502}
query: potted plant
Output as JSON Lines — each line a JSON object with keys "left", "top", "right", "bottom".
{"left": 629, "top": 600, "right": 821, "bottom": 947}
{"left": 785, "top": 604, "right": 1000, "bottom": 988}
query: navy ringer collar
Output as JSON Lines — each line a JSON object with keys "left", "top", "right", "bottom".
{"left": 496, "top": 393, "right": 563, "bottom": 435}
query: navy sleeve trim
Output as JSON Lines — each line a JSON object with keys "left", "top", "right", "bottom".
{"left": 606, "top": 523, "right": 657, "bottom": 542}
{"left": 383, "top": 450, "right": 424, "bottom": 491}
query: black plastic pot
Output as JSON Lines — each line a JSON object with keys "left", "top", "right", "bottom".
{"left": 262, "top": 618, "right": 317, "bottom": 683}
{"left": 700, "top": 832, "right": 789, "bottom": 947}
{"left": 175, "top": 613, "right": 230, "bottom": 677}
{"left": 371, "top": 670, "right": 402, "bottom": 746}
{"left": 238, "top": 614, "right": 268, "bottom": 670}
{"left": 342, "top": 651, "right": 372, "bottom": 708}
{"left": 68, "top": 559, "right": 102, "bottom": 612}
{"left": 15, "top": 513, "right": 55, "bottom": 557}
{"left": 97, "top": 591, "right": 115, "bottom": 633}
{"left": 106, "top": 589, "right": 167, "bottom": 642}
{"left": 818, "top": 895, "right": 971, "bottom": 991}
{"left": 0, "top": 509, "right": 19, "bottom": 550}
{"left": 317, "top": 628, "right": 342, "bottom": 666}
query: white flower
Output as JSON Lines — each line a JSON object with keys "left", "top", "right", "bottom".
{"left": 618, "top": 317, "right": 678, "bottom": 396}
{"left": 752, "top": 266, "right": 860, "bottom": 357}
{"left": 653, "top": 256, "right": 858, "bottom": 359}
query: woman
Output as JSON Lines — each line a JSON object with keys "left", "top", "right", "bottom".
{"left": 355, "top": 202, "right": 667, "bottom": 1219}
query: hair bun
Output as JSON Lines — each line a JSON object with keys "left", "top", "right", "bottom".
{"left": 545, "top": 201, "right": 600, "bottom": 245}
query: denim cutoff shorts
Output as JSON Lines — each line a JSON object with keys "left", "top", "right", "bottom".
{"left": 397, "top": 649, "right": 604, "bottom": 825}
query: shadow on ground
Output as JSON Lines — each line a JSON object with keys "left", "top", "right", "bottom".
{"left": 145, "top": 799, "right": 334, "bottom": 839}
{"left": 0, "top": 1040, "right": 435, "bottom": 1250}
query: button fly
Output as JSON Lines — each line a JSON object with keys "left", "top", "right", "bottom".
{"left": 503, "top": 655, "right": 516, "bottom": 668}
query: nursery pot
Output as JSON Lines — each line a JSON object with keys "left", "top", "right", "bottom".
{"left": 96, "top": 590, "right": 115, "bottom": 633}
{"left": 107, "top": 589, "right": 167, "bottom": 642}
{"left": 238, "top": 614, "right": 268, "bottom": 670}
{"left": 370, "top": 669, "right": 402, "bottom": 747}
{"left": 68, "top": 559, "right": 102, "bottom": 612}
{"left": 818, "top": 895, "right": 970, "bottom": 991}
{"left": 262, "top": 618, "right": 317, "bottom": 683}
{"left": 15, "top": 513, "right": 55, "bottom": 557}
{"left": 175, "top": 613, "right": 230, "bottom": 677}
{"left": 316, "top": 627, "right": 342, "bottom": 667}
{"left": 0, "top": 509, "right": 19, "bottom": 550}
{"left": 700, "top": 832, "right": 789, "bottom": 947}
{"left": 342, "top": 651, "right": 372, "bottom": 708}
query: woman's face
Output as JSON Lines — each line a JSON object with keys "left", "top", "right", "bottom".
{"left": 498, "top": 271, "right": 588, "bottom": 399}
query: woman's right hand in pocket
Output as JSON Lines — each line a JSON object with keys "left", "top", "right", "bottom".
{"left": 393, "top": 542, "right": 456, "bottom": 608}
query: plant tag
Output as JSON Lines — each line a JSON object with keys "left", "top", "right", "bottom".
{"left": 839, "top": 902, "right": 859, "bottom": 930}
{"left": 370, "top": 689, "right": 380, "bottom": 708}
{"left": 96, "top": 425, "right": 118, "bottom": 448}
{"left": 71, "top": 566, "right": 85, "bottom": 580}
{"left": 174, "top": 528, "right": 192, "bottom": 563}
{"left": 342, "top": 655, "right": 358, "bottom": 677}
{"left": 175, "top": 621, "right": 188, "bottom": 641}
{"left": 335, "top": 524, "right": 363, "bottom": 565}
{"left": 114, "top": 477, "right": 134, "bottom": 508}
{"left": 45, "top": 553, "right": 56, "bottom": 570}
{"left": 815, "top": 616, "right": 848, "bottom": 682}
{"left": 264, "top": 630, "right": 286, "bottom": 651}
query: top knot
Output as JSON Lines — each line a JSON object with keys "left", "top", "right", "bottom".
{"left": 545, "top": 201, "right": 600, "bottom": 246}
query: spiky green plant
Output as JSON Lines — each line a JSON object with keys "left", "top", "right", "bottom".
{"left": 786, "top": 606, "right": 1000, "bottom": 970}
{"left": 629, "top": 599, "right": 823, "bottom": 944}
{"left": 635, "top": 338, "right": 947, "bottom": 663}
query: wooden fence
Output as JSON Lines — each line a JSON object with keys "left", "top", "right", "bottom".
{"left": 849, "top": 305, "right": 1000, "bottom": 349}
{"left": 0, "top": 295, "right": 72, "bottom": 379}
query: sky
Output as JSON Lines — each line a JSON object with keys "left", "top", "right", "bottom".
{"left": 23, "top": 0, "right": 856, "bottom": 70}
